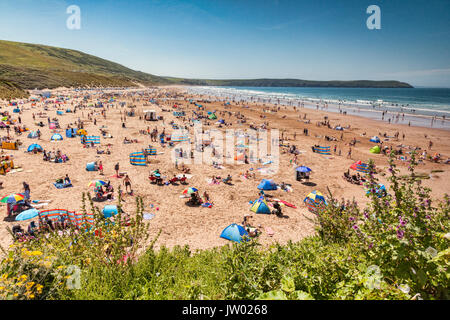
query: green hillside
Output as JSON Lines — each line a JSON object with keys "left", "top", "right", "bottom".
{"left": 0, "top": 40, "right": 413, "bottom": 100}
{"left": 0, "top": 40, "right": 169, "bottom": 96}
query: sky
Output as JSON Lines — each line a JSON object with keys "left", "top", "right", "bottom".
{"left": 0, "top": 0, "right": 449, "bottom": 87}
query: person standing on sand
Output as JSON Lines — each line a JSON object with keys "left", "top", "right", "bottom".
{"left": 123, "top": 175, "right": 132, "bottom": 194}
{"left": 23, "top": 182, "right": 30, "bottom": 202}
{"left": 114, "top": 163, "right": 120, "bottom": 177}
{"left": 99, "top": 161, "right": 104, "bottom": 175}
{"left": 429, "top": 141, "right": 433, "bottom": 150}
{"left": 347, "top": 147, "right": 352, "bottom": 159}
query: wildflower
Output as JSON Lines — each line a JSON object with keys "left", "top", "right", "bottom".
{"left": 425, "top": 247, "right": 438, "bottom": 258}
{"left": 352, "top": 225, "right": 358, "bottom": 230}
{"left": 397, "top": 229, "right": 404, "bottom": 239}
{"left": 399, "top": 284, "right": 410, "bottom": 294}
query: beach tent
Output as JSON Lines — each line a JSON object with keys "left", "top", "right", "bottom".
{"left": 129, "top": 152, "right": 147, "bottom": 166}
{"left": 27, "top": 144, "right": 43, "bottom": 152}
{"left": 370, "top": 146, "right": 381, "bottom": 154}
{"left": 65, "top": 128, "right": 77, "bottom": 138}
{"left": 102, "top": 205, "right": 118, "bottom": 218}
{"left": 370, "top": 136, "right": 381, "bottom": 143}
{"left": 173, "top": 111, "right": 185, "bottom": 117}
{"left": 41, "top": 91, "right": 51, "bottom": 98}
{"left": 13, "top": 108, "right": 20, "bottom": 113}
{"left": 208, "top": 113, "right": 217, "bottom": 120}
{"left": 49, "top": 123, "right": 58, "bottom": 129}
{"left": 257, "top": 179, "right": 277, "bottom": 191}
{"left": 220, "top": 223, "right": 249, "bottom": 243}
{"left": 366, "top": 184, "right": 387, "bottom": 198}
{"left": 50, "top": 133, "right": 63, "bottom": 141}
{"left": 250, "top": 196, "right": 271, "bottom": 214}
{"left": 77, "top": 129, "right": 87, "bottom": 136}
{"left": 27, "top": 131, "right": 38, "bottom": 139}
{"left": 335, "top": 126, "right": 344, "bottom": 131}
{"left": 313, "top": 146, "right": 331, "bottom": 155}
{"left": 86, "top": 162, "right": 98, "bottom": 171}
{"left": 304, "top": 190, "right": 327, "bottom": 213}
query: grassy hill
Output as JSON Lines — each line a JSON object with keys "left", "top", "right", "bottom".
{"left": 0, "top": 40, "right": 413, "bottom": 100}
{"left": 0, "top": 40, "right": 168, "bottom": 96}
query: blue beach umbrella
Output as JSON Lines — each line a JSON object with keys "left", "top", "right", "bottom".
{"left": 296, "top": 166, "right": 312, "bottom": 173}
{"left": 15, "top": 208, "right": 40, "bottom": 221}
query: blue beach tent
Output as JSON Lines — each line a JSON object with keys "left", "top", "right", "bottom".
{"left": 257, "top": 179, "right": 277, "bottom": 191}
{"left": 220, "top": 223, "right": 249, "bottom": 243}
{"left": 27, "top": 144, "right": 43, "bottom": 152}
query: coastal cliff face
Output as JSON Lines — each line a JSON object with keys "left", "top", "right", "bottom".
{"left": 0, "top": 39, "right": 413, "bottom": 100}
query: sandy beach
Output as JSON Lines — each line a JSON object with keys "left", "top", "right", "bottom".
{"left": 1, "top": 86, "right": 449, "bottom": 252}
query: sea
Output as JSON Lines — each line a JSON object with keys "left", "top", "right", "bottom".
{"left": 185, "top": 86, "right": 450, "bottom": 130}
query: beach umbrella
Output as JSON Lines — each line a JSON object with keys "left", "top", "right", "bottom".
{"left": 370, "top": 136, "right": 381, "bottom": 143}
{"left": 220, "top": 223, "right": 249, "bottom": 243}
{"left": 182, "top": 187, "right": 198, "bottom": 195}
{"left": 296, "top": 166, "right": 312, "bottom": 173}
{"left": 15, "top": 208, "right": 40, "bottom": 221}
{"left": 0, "top": 193, "right": 25, "bottom": 204}
{"left": 88, "top": 180, "right": 107, "bottom": 188}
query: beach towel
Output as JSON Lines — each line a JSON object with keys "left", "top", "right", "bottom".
{"left": 143, "top": 213, "right": 155, "bottom": 220}
{"left": 53, "top": 182, "right": 73, "bottom": 189}
{"left": 202, "top": 202, "right": 213, "bottom": 208}
{"left": 265, "top": 227, "right": 274, "bottom": 237}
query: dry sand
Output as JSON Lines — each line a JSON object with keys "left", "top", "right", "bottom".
{"left": 0, "top": 86, "right": 449, "bottom": 252}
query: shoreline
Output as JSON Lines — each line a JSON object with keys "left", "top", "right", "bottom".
{"left": 183, "top": 85, "right": 450, "bottom": 130}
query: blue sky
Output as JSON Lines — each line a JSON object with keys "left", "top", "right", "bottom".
{"left": 0, "top": 0, "right": 449, "bottom": 87}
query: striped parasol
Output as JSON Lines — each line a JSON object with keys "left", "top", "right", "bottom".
{"left": 1, "top": 193, "right": 25, "bottom": 204}
{"left": 182, "top": 187, "right": 198, "bottom": 195}
{"left": 88, "top": 180, "right": 107, "bottom": 188}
